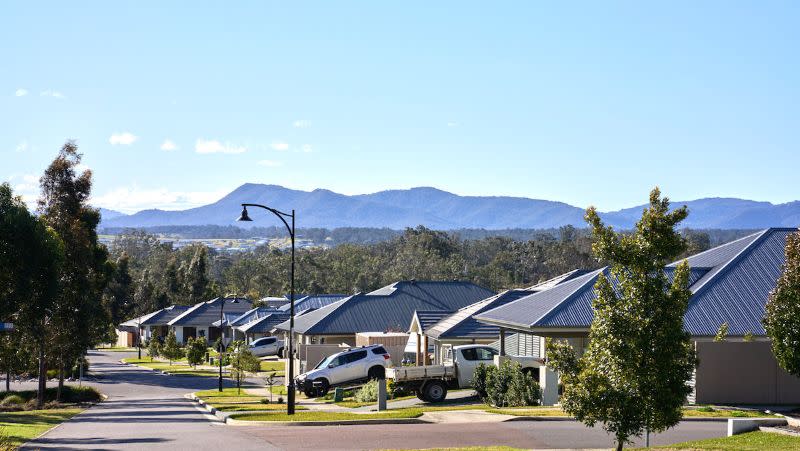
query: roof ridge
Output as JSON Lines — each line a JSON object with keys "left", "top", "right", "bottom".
{"left": 168, "top": 299, "right": 209, "bottom": 325}
{"left": 667, "top": 230, "right": 765, "bottom": 267}
{"left": 298, "top": 295, "right": 357, "bottom": 333}
{"left": 534, "top": 267, "right": 607, "bottom": 327}
{"left": 686, "top": 228, "right": 772, "bottom": 301}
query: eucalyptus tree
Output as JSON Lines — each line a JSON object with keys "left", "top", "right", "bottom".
{"left": 764, "top": 230, "right": 800, "bottom": 376}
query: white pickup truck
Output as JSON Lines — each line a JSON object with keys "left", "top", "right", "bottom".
{"left": 386, "top": 344, "right": 542, "bottom": 403}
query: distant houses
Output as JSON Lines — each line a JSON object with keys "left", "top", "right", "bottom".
{"left": 118, "top": 227, "right": 800, "bottom": 407}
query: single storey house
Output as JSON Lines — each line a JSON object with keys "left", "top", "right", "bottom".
{"left": 167, "top": 296, "right": 253, "bottom": 344}
{"left": 120, "top": 305, "right": 191, "bottom": 344}
{"left": 408, "top": 270, "right": 589, "bottom": 365}
{"left": 274, "top": 280, "right": 495, "bottom": 352}
{"left": 475, "top": 228, "right": 800, "bottom": 406}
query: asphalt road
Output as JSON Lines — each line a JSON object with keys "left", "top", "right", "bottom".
{"left": 20, "top": 351, "right": 276, "bottom": 451}
{"left": 18, "top": 351, "right": 728, "bottom": 450}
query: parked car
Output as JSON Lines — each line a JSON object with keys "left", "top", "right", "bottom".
{"left": 295, "top": 344, "right": 393, "bottom": 397}
{"left": 248, "top": 336, "right": 284, "bottom": 357}
{"left": 388, "top": 344, "right": 542, "bottom": 402}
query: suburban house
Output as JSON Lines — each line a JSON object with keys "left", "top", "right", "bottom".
{"left": 119, "top": 305, "right": 191, "bottom": 345}
{"left": 167, "top": 296, "right": 253, "bottom": 344}
{"left": 274, "top": 280, "right": 495, "bottom": 353}
{"left": 408, "top": 270, "right": 589, "bottom": 365}
{"left": 236, "top": 311, "right": 291, "bottom": 344}
{"left": 474, "top": 227, "right": 800, "bottom": 406}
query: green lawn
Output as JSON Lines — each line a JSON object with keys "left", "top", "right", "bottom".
{"left": 259, "top": 361, "right": 284, "bottom": 373}
{"left": 194, "top": 388, "right": 260, "bottom": 399}
{"left": 94, "top": 346, "right": 136, "bottom": 352}
{"left": 653, "top": 431, "right": 800, "bottom": 450}
{"left": 123, "top": 358, "right": 221, "bottom": 377}
{"left": 0, "top": 408, "right": 83, "bottom": 448}
{"left": 229, "top": 408, "right": 424, "bottom": 422}
{"left": 212, "top": 403, "right": 307, "bottom": 412}
{"left": 485, "top": 406, "right": 773, "bottom": 419}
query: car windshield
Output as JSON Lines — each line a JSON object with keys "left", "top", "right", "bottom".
{"left": 315, "top": 353, "right": 341, "bottom": 369}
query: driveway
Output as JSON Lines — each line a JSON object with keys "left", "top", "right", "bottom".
{"left": 18, "top": 350, "right": 728, "bottom": 450}
{"left": 20, "top": 350, "right": 277, "bottom": 450}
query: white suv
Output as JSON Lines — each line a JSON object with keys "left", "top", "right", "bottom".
{"left": 295, "top": 345, "right": 393, "bottom": 397}
{"left": 248, "top": 336, "right": 284, "bottom": 357}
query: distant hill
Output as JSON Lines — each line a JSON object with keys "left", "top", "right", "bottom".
{"left": 98, "top": 184, "right": 800, "bottom": 230}
{"left": 99, "top": 208, "right": 127, "bottom": 221}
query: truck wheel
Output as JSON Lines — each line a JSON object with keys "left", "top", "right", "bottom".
{"left": 422, "top": 380, "right": 447, "bottom": 403}
{"left": 416, "top": 391, "right": 429, "bottom": 402}
{"left": 367, "top": 366, "right": 385, "bottom": 380}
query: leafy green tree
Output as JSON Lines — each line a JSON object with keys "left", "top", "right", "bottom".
{"left": 38, "top": 142, "right": 113, "bottom": 401}
{"left": 183, "top": 246, "right": 209, "bottom": 305}
{"left": 547, "top": 188, "right": 696, "bottom": 451}
{"left": 147, "top": 337, "right": 161, "bottom": 362}
{"left": 162, "top": 330, "right": 183, "bottom": 365}
{"left": 764, "top": 230, "right": 800, "bottom": 377}
{"left": 229, "top": 340, "right": 260, "bottom": 394}
{"left": 0, "top": 183, "right": 64, "bottom": 407}
{"left": 186, "top": 336, "right": 208, "bottom": 368}
{"left": 104, "top": 252, "right": 134, "bottom": 325}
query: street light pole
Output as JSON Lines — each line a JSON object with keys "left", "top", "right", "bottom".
{"left": 237, "top": 203, "right": 296, "bottom": 415}
{"left": 219, "top": 298, "right": 225, "bottom": 392}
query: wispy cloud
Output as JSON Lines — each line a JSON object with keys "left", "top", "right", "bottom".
{"left": 301, "top": 144, "right": 313, "bottom": 153}
{"left": 15, "top": 140, "right": 30, "bottom": 153}
{"left": 15, "top": 88, "right": 28, "bottom": 97}
{"left": 40, "top": 90, "right": 65, "bottom": 99}
{"left": 293, "top": 120, "right": 312, "bottom": 128}
{"left": 92, "top": 186, "right": 229, "bottom": 214}
{"left": 160, "top": 139, "right": 178, "bottom": 151}
{"left": 6, "top": 174, "right": 39, "bottom": 206}
{"left": 195, "top": 139, "right": 246, "bottom": 154}
{"left": 447, "top": 121, "right": 459, "bottom": 127}
{"left": 109, "top": 132, "right": 138, "bottom": 146}
{"left": 271, "top": 141, "right": 289, "bottom": 151}
{"left": 257, "top": 160, "right": 283, "bottom": 167}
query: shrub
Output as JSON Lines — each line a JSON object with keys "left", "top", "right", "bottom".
{"left": 0, "top": 395, "right": 23, "bottom": 406}
{"left": 148, "top": 338, "right": 161, "bottom": 361}
{"left": 473, "top": 363, "right": 490, "bottom": 400}
{"left": 354, "top": 380, "right": 379, "bottom": 403}
{"left": 387, "top": 378, "right": 409, "bottom": 398}
{"left": 478, "top": 361, "right": 541, "bottom": 407}
{"left": 186, "top": 337, "right": 207, "bottom": 368}
{"left": 277, "top": 396, "right": 284, "bottom": 404}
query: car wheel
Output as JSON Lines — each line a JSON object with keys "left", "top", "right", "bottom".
{"left": 313, "top": 378, "right": 330, "bottom": 397}
{"left": 367, "top": 366, "right": 385, "bottom": 380}
{"left": 422, "top": 380, "right": 447, "bottom": 403}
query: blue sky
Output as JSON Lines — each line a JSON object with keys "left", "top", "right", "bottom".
{"left": 2, "top": 1, "right": 798, "bottom": 213}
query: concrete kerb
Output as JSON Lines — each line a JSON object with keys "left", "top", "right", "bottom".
{"left": 727, "top": 418, "right": 788, "bottom": 436}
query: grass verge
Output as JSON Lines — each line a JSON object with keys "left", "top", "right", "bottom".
{"left": 123, "top": 358, "right": 220, "bottom": 377}
{"left": 0, "top": 408, "right": 83, "bottom": 448}
{"left": 229, "top": 408, "right": 424, "bottom": 422}
{"left": 653, "top": 431, "right": 800, "bottom": 450}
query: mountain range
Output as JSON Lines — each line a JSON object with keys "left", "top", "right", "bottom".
{"left": 98, "top": 184, "right": 800, "bottom": 230}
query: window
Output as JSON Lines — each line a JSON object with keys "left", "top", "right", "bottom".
{"left": 371, "top": 346, "right": 388, "bottom": 355}
{"left": 461, "top": 347, "right": 497, "bottom": 361}
{"left": 475, "top": 347, "right": 496, "bottom": 361}
{"left": 264, "top": 337, "right": 276, "bottom": 345}
{"left": 344, "top": 350, "right": 368, "bottom": 364}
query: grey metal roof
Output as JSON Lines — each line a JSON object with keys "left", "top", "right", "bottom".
{"left": 238, "top": 312, "right": 291, "bottom": 334}
{"left": 427, "top": 289, "right": 535, "bottom": 339}
{"left": 278, "top": 294, "right": 349, "bottom": 312}
{"left": 526, "top": 269, "right": 591, "bottom": 292}
{"left": 123, "top": 305, "right": 191, "bottom": 327}
{"left": 215, "top": 307, "right": 283, "bottom": 327}
{"left": 475, "top": 228, "right": 798, "bottom": 337}
{"left": 168, "top": 297, "right": 253, "bottom": 327}
{"left": 411, "top": 310, "right": 453, "bottom": 333}
{"left": 276, "top": 281, "right": 495, "bottom": 335}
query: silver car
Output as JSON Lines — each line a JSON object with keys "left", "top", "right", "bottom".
{"left": 248, "top": 336, "right": 284, "bottom": 357}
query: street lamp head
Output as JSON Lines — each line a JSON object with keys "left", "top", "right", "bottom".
{"left": 237, "top": 205, "right": 253, "bottom": 222}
